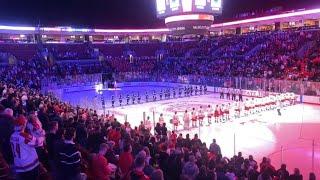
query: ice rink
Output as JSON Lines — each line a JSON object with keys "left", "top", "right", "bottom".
{"left": 57, "top": 84, "right": 320, "bottom": 177}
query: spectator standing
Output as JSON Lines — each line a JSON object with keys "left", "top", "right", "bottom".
{"left": 0, "top": 152, "right": 10, "bottom": 179}
{"left": 248, "top": 164, "right": 259, "bottom": 180}
{"left": 0, "top": 106, "right": 14, "bottom": 164}
{"left": 182, "top": 155, "right": 199, "bottom": 180}
{"left": 276, "top": 164, "right": 289, "bottom": 180}
{"left": 90, "top": 143, "right": 111, "bottom": 180}
{"left": 119, "top": 144, "right": 134, "bottom": 178}
{"left": 10, "top": 115, "right": 43, "bottom": 180}
{"left": 309, "top": 172, "right": 316, "bottom": 180}
{"left": 129, "top": 155, "right": 150, "bottom": 180}
{"left": 209, "top": 139, "right": 221, "bottom": 156}
{"left": 56, "top": 127, "right": 82, "bottom": 180}
{"left": 289, "top": 168, "right": 303, "bottom": 180}
{"left": 150, "top": 169, "right": 164, "bottom": 180}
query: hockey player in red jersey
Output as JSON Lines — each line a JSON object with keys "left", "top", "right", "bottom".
{"left": 220, "top": 104, "right": 225, "bottom": 123}
{"left": 198, "top": 106, "right": 205, "bottom": 126}
{"left": 214, "top": 105, "right": 220, "bottom": 123}
{"left": 224, "top": 103, "right": 230, "bottom": 121}
{"left": 191, "top": 108, "right": 197, "bottom": 127}
{"left": 207, "top": 105, "right": 213, "bottom": 125}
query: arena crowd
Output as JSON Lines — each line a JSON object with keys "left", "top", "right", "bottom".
{"left": 0, "top": 28, "right": 319, "bottom": 180}
{"left": 0, "top": 83, "right": 317, "bottom": 180}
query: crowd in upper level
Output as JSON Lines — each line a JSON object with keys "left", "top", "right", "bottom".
{"left": 0, "top": 28, "right": 320, "bottom": 83}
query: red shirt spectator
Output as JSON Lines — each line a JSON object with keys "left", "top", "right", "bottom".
{"left": 108, "top": 127, "right": 121, "bottom": 148}
{"left": 119, "top": 144, "right": 133, "bottom": 177}
{"left": 91, "top": 152, "right": 111, "bottom": 180}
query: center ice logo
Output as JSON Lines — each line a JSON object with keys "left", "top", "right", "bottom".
{"left": 165, "top": 102, "right": 209, "bottom": 113}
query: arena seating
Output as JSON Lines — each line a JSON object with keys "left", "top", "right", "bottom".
{"left": 43, "top": 43, "right": 92, "bottom": 60}
{"left": 0, "top": 43, "right": 37, "bottom": 60}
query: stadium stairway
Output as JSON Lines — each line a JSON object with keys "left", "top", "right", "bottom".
{"left": 297, "top": 40, "right": 316, "bottom": 59}
{"left": 244, "top": 43, "right": 264, "bottom": 58}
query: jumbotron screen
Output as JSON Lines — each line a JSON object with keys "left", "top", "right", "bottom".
{"left": 156, "top": 0, "right": 222, "bottom": 18}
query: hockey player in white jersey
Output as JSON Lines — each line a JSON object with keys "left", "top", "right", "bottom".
{"left": 191, "top": 108, "right": 197, "bottom": 127}
{"left": 159, "top": 113, "right": 165, "bottom": 126}
{"left": 183, "top": 110, "right": 190, "bottom": 130}
{"left": 207, "top": 105, "right": 213, "bottom": 125}
{"left": 172, "top": 112, "right": 179, "bottom": 131}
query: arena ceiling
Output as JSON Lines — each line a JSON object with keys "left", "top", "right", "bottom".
{"left": 0, "top": 0, "right": 319, "bottom": 28}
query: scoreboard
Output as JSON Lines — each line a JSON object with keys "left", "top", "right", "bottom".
{"left": 156, "top": 0, "right": 222, "bottom": 18}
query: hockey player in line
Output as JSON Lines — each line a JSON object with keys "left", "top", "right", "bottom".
{"left": 126, "top": 94, "right": 130, "bottom": 105}
{"left": 119, "top": 95, "right": 122, "bottom": 106}
{"left": 198, "top": 106, "right": 205, "bottom": 126}
{"left": 172, "top": 112, "right": 179, "bottom": 131}
{"left": 244, "top": 99, "right": 250, "bottom": 116}
{"left": 159, "top": 113, "right": 165, "bottom": 126}
{"left": 207, "top": 105, "right": 213, "bottom": 125}
{"left": 234, "top": 101, "right": 241, "bottom": 119}
{"left": 191, "top": 108, "right": 197, "bottom": 128}
{"left": 224, "top": 103, "right": 230, "bottom": 122}
{"left": 276, "top": 98, "right": 282, "bottom": 116}
{"left": 145, "top": 92, "right": 149, "bottom": 102}
{"left": 153, "top": 91, "right": 156, "bottom": 101}
{"left": 137, "top": 93, "right": 141, "bottom": 104}
{"left": 111, "top": 95, "right": 115, "bottom": 107}
{"left": 220, "top": 104, "right": 227, "bottom": 123}
{"left": 214, "top": 105, "right": 220, "bottom": 123}
{"left": 249, "top": 98, "right": 255, "bottom": 115}
{"left": 238, "top": 89, "right": 243, "bottom": 102}
{"left": 132, "top": 94, "right": 136, "bottom": 104}
{"left": 226, "top": 88, "right": 231, "bottom": 100}
{"left": 178, "top": 88, "right": 182, "bottom": 97}
{"left": 204, "top": 85, "right": 207, "bottom": 94}
{"left": 145, "top": 116, "right": 152, "bottom": 132}
{"left": 159, "top": 90, "right": 163, "bottom": 100}
{"left": 183, "top": 110, "right": 190, "bottom": 130}
{"left": 231, "top": 89, "right": 236, "bottom": 101}
{"left": 220, "top": 89, "right": 224, "bottom": 99}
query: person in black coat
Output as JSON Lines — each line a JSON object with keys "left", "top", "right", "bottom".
{"left": 75, "top": 120, "right": 88, "bottom": 148}
{"left": 38, "top": 106, "right": 50, "bottom": 131}
{"left": 289, "top": 168, "right": 303, "bottom": 180}
{"left": 0, "top": 105, "right": 14, "bottom": 164}
{"left": 55, "top": 127, "right": 81, "bottom": 180}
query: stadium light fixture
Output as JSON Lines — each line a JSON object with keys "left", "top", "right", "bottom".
{"left": 165, "top": 14, "right": 214, "bottom": 24}
{"left": 0, "top": 25, "right": 35, "bottom": 31}
{"left": 94, "top": 28, "right": 170, "bottom": 33}
{"left": 42, "top": 27, "right": 62, "bottom": 32}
